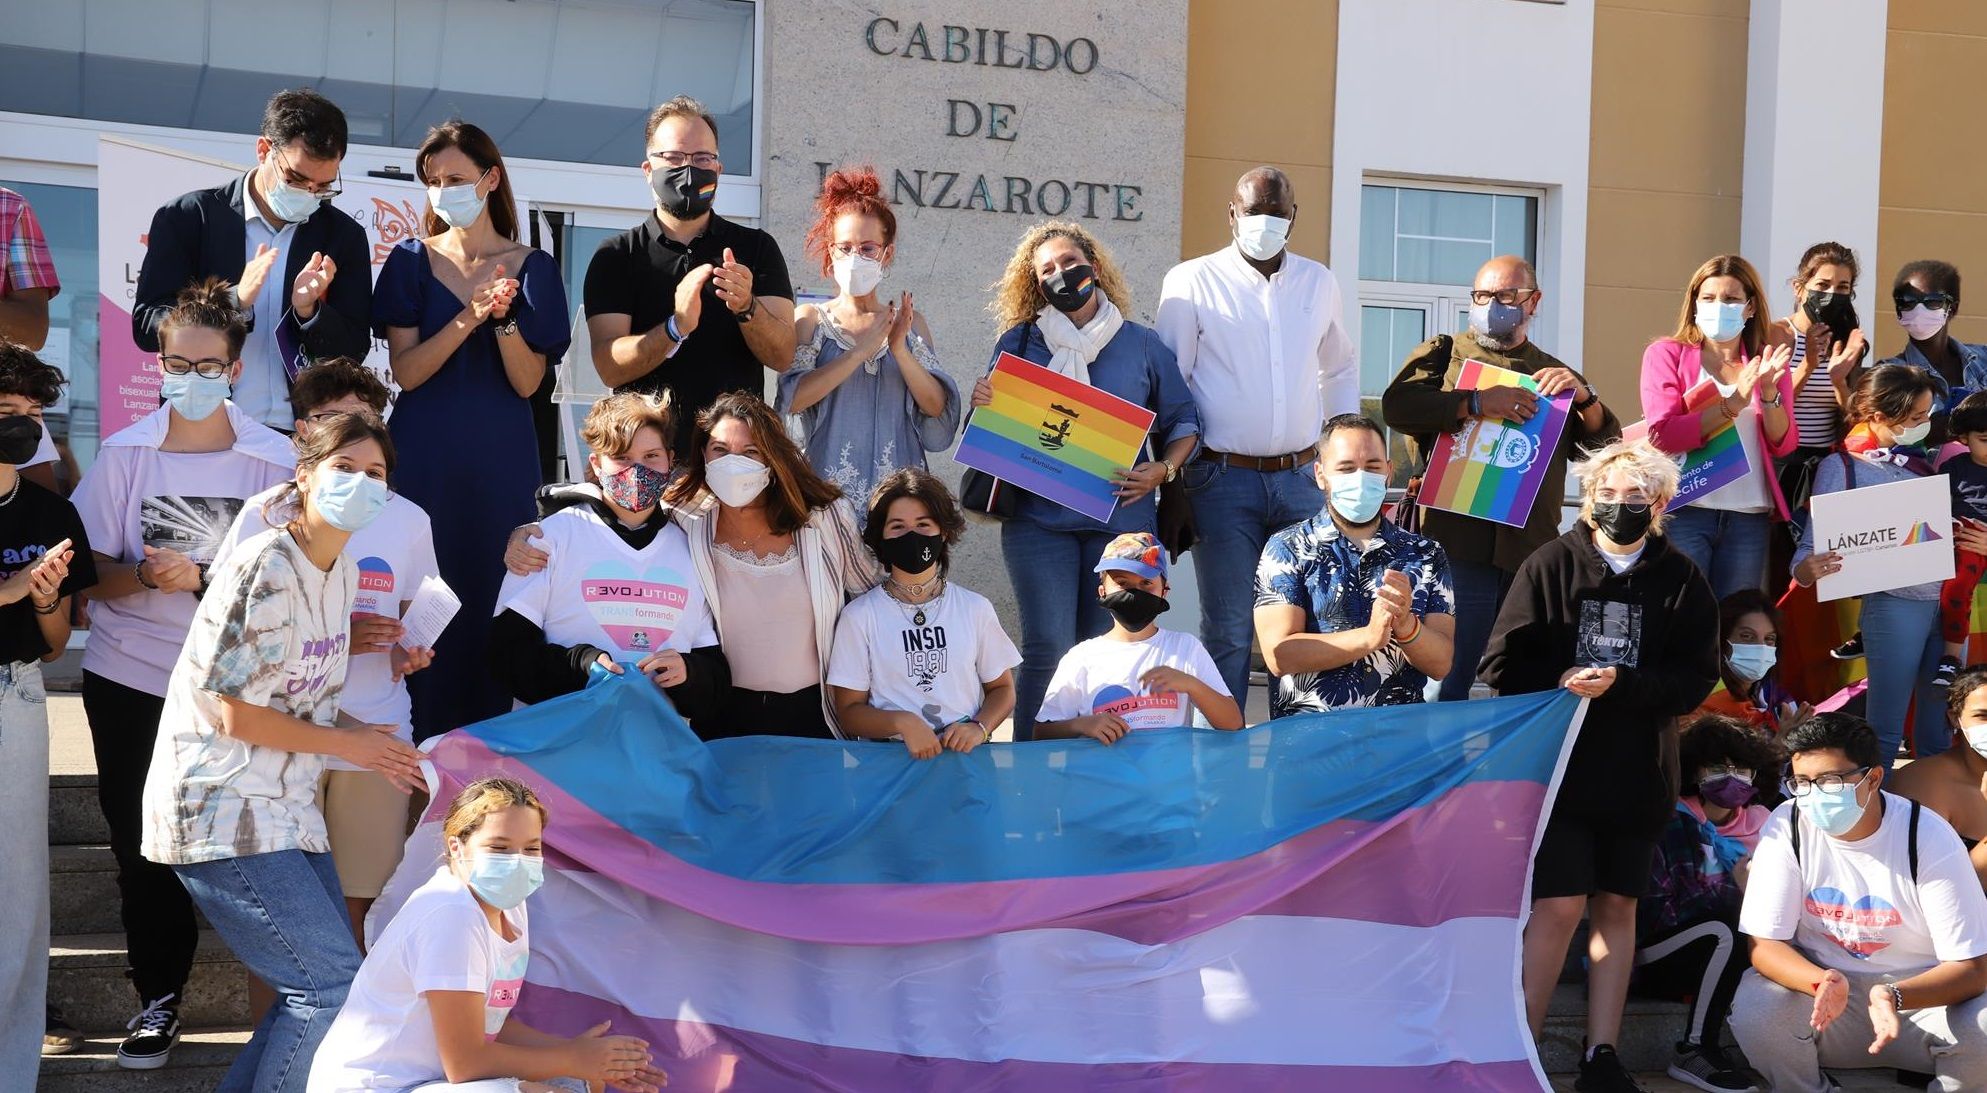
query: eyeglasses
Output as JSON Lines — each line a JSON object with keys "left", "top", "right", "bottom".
{"left": 1896, "top": 292, "right": 1956, "bottom": 312}
{"left": 830, "top": 242, "right": 887, "bottom": 261}
{"left": 1699, "top": 765, "right": 1752, "bottom": 782}
{"left": 1470, "top": 288, "right": 1539, "bottom": 307}
{"left": 1781, "top": 765, "right": 1872, "bottom": 797}
{"left": 159, "top": 355, "right": 234, "bottom": 378}
{"left": 648, "top": 151, "right": 720, "bottom": 170}
{"left": 272, "top": 147, "right": 342, "bottom": 199}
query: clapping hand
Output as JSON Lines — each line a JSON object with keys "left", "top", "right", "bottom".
{"left": 469, "top": 264, "right": 518, "bottom": 324}
{"left": 291, "top": 252, "right": 337, "bottom": 320}
{"left": 673, "top": 264, "right": 712, "bottom": 339}
{"left": 712, "top": 247, "right": 755, "bottom": 314}
{"left": 886, "top": 292, "right": 916, "bottom": 351}
{"left": 237, "top": 244, "right": 280, "bottom": 308}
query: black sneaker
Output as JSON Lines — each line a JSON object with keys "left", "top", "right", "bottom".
{"left": 1576, "top": 1044, "right": 1649, "bottom": 1093}
{"left": 1934, "top": 656, "right": 1962, "bottom": 688}
{"left": 1667, "top": 1040, "right": 1758, "bottom": 1092}
{"left": 1831, "top": 632, "right": 1865, "bottom": 660}
{"left": 117, "top": 994, "right": 180, "bottom": 1070}
{"left": 42, "top": 1003, "right": 81, "bottom": 1055}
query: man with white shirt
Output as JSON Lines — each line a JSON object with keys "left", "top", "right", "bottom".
{"left": 133, "top": 88, "right": 372, "bottom": 432}
{"left": 1381, "top": 255, "right": 1618, "bottom": 701}
{"left": 1733, "top": 712, "right": 1987, "bottom": 1091}
{"left": 1155, "top": 166, "right": 1358, "bottom": 705}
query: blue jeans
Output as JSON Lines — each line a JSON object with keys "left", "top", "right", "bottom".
{"left": 1183, "top": 459, "right": 1327, "bottom": 707}
{"left": 1664, "top": 507, "right": 1771, "bottom": 601}
{"left": 1860, "top": 592, "right": 1949, "bottom": 767}
{"left": 174, "top": 849, "right": 360, "bottom": 1092}
{"left": 1001, "top": 519, "right": 1116, "bottom": 741}
{"left": 1436, "top": 559, "right": 1513, "bottom": 701}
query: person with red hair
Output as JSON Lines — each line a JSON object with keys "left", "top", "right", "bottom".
{"left": 777, "top": 166, "right": 959, "bottom": 516}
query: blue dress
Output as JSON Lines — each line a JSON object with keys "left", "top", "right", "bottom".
{"left": 373, "top": 239, "right": 571, "bottom": 736}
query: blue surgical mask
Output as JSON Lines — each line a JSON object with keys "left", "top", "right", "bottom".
{"left": 264, "top": 175, "right": 324, "bottom": 225}
{"left": 429, "top": 181, "right": 487, "bottom": 230}
{"left": 1695, "top": 301, "right": 1748, "bottom": 343}
{"left": 1469, "top": 300, "right": 1526, "bottom": 344}
{"left": 1797, "top": 778, "right": 1870, "bottom": 837}
{"left": 1726, "top": 642, "right": 1776, "bottom": 682}
{"left": 461, "top": 851, "right": 544, "bottom": 911}
{"left": 1327, "top": 469, "right": 1388, "bottom": 526}
{"left": 311, "top": 468, "right": 389, "bottom": 532}
{"left": 160, "top": 371, "right": 231, "bottom": 421}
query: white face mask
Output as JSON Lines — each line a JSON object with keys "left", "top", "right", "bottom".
{"left": 1233, "top": 213, "right": 1291, "bottom": 262}
{"left": 1965, "top": 722, "right": 1987, "bottom": 760}
{"left": 831, "top": 252, "right": 885, "bottom": 297}
{"left": 428, "top": 181, "right": 487, "bottom": 230}
{"left": 1898, "top": 303, "right": 1950, "bottom": 342}
{"left": 705, "top": 453, "right": 771, "bottom": 508}
{"left": 1893, "top": 419, "right": 1933, "bottom": 448}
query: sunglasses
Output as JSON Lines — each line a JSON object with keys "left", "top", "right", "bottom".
{"left": 1896, "top": 292, "right": 1956, "bottom": 312}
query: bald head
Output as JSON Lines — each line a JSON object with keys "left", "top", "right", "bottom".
{"left": 1233, "top": 167, "right": 1295, "bottom": 218}
{"left": 1474, "top": 255, "right": 1538, "bottom": 293}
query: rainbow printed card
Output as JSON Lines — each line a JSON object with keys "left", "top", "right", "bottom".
{"left": 955, "top": 353, "right": 1157, "bottom": 523}
{"left": 1417, "top": 360, "right": 1574, "bottom": 528}
{"left": 1620, "top": 379, "right": 1751, "bottom": 507}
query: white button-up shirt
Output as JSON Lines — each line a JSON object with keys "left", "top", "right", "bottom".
{"left": 1155, "top": 244, "right": 1358, "bottom": 457}
{"left": 235, "top": 174, "right": 300, "bottom": 429}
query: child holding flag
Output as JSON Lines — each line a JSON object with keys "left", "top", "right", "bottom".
{"left": 1034, "top": 532, "right": 1241, "bottom": 741}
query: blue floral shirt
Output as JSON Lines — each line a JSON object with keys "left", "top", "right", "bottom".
{"left": 1254, "top": 514, "right": 1454, "bottom": 716}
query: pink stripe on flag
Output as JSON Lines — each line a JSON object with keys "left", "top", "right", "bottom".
{"left": 433, "top": 737, "right": 1543, "bottom": 946}
{"left": 513, "top": 983, "right": 1542, "bottom": 1093}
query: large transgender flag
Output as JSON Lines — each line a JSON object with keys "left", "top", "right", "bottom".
{"left": 376, "top": 674, "right": 1587, "bottom": 1092}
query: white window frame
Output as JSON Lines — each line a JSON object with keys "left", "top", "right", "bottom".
{"left": 1357, "top": 176, "right": 1549, "bottom": 345}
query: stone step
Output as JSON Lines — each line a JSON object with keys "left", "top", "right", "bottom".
{"left": 48, "top": 930, "right": 249, "bottom": 1032}
{"left": 49, "top": 844, "right": 209, "bottom": 936}
{"left": 49, "top": 773, "right": 109, "bottom": 847}
{"left": 1541, "top": 983, "right": 1694, "bottom": 1074}
{"left": 36, "top": 1026, "right": 248, "bottom": 1092}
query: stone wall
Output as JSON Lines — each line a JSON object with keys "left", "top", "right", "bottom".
{"left": 761, "top": 0, "right": 1189, "bottom": 626}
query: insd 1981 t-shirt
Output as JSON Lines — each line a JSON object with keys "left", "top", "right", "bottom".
{"left": 493, "top": 504, "right": 716, "bottom": 662}
{"left": 826, "top": 583, "right": 1019, "bottom": 729}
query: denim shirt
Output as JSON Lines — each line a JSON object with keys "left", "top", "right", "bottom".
{"left": 1889, "top": 337, "right": 1987, "bottom": 412}
{"left": 988, "top": 320, "right": 1202, "bottom": 534}
{"left": 1793, "top": 449, "right": 1942, "bottom": 600}
{"left": 1254, "top": 514, "right": 1455, "bottom": 715}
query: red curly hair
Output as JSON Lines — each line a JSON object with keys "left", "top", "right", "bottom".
{"left": 803, "top": 166, "right": 897, "bottom": 278}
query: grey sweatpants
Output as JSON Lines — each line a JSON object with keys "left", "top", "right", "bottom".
{"left": 1730, "top": 967, "right": 1987, "bottom": 1092}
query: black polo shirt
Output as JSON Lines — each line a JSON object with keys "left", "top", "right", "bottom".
{"left": 583, "top": 212, "right": 795, "bottom": 417}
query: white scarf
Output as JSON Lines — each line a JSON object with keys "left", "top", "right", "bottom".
{"left": 1035, "top": 296, "right": 1124, "bottom": 386}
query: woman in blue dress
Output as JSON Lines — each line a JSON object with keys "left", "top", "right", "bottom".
{"left": 973, "top": 220, "right": 1200, "bottom": 740}
{"left": 375, "top": 121, "right": 570, "bottom": 736}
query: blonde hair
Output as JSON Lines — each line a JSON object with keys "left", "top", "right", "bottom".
{"left": 1574, "top": 439, "right": 1681, "bottom": 535}
{"left": 581, "top": 391, "right": 675, "bottom": 459}
{"left": 442, "top": 777, "right": 548, "bottom": 844}
{"left": 987, "top": 220, "right": 1134, "bottom": 330}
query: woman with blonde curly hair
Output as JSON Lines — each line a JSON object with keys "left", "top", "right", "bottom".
{"left": 970, "top": 220, "right": 1199, "bottom": 740}
{"left": 1481, "top": 437, "right": 1721, "bottom": 1086}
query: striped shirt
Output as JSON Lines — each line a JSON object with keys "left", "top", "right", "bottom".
{"left": 0, "top": 188, "right": 60, "bottom": 299}
{"left": 1790, "top": 332, "right": 1842, "bottom": 448}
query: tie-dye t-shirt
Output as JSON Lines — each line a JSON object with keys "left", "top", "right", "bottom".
{"left": 140, "top": 526, "right": 357, "bottom": 865}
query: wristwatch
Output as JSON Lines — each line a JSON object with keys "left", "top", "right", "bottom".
{"left": 1162, "top": 460, "right": 1179, "bottom": 484}
{"left": 735, "top": 295, "right": 759, "bottom": 323}
{"left": 494, "top": 318, "right": 520, "bottom": 338}
{"left": 1572, "top": 386, "right": 1598, "bottom": 411}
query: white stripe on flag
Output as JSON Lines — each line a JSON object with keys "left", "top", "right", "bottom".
{"left": 524, "top": 868, "right": 1532, "bottom": 1070}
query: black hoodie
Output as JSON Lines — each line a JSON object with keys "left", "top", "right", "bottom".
{"left": 1479, "top": 525, "right": 1719, "bottom": 831}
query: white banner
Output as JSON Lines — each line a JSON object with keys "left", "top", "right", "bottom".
{"left": 1813, "top": 473, "right": 1957, "bottom": 602}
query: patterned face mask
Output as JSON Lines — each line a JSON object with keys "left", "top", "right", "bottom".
{"left": 601, "top": 460, "right": 669, "bottom": 512}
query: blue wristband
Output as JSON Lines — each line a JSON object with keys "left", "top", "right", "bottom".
{"left": 1468, "top": 389, "right": 1482, "bottom": 416}
{"left": 666, "top": 314, "right": 684, "bottom": 343}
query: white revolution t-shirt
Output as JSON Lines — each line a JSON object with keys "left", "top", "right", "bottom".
{"left": 826, "top": 584, "right": 1020, "bottom": 729}
{"left": 217, "top": 487, "right": 439, "bottom": 770}
{"left": 1036, "top": 628, "right": 1229, "bottom": 730}
{"left": 1740, "top": 793, "right": 1987, "bottom": 977}
{"left": 307, "top": 868, "right": 529, "bottom": 1093}
{"left": 73, "top": 403, "right": 297, "bottom": 694}
{"left": 494, "top": 505, "right": 717, "bottom": 662}
{"left": 141, "top": 527, "right": 356, "bottom": 865}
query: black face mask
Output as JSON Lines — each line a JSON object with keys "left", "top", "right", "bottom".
{"left": 1802, "top": 290, "right": 1858, "bottom": 336}
{"left": 876, "top": 530, "right": 944, "bottom": 574}
{"left": 1100, "top": 587, "right": 1168, "bottom": 631}
{"left": 1590, "top": 501, "right": 1654, "bottom": 546}
{"left": 651, "top": 163, "right": 718, "bottom": 219}
{"left": 1041, "top": 263, "right": 1097, "bottom": 314}
{"left": 0, "top": 415, "right": 40, "bottom": 466}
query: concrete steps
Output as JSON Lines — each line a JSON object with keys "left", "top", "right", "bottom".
{"left": 38, "top": 1027, "right": 250, "bottom": 1092}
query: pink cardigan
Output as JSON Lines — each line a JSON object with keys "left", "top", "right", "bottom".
{"left": 1639, "top": 338, "right": 1800, "bottom": 520}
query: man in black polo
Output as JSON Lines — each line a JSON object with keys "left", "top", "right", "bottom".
{"left": 584, "top": 95, "right": 795, "bottom": 439}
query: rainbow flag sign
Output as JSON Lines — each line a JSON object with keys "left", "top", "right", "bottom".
{"left": 1621, "top": 379, "right": 1751, "bottom": 507}
{"left": 1904, "top": 520, "right": 1945, "bottom": 545}
{"left": 374, "top": 673, "right": 1587, "bottom": 1091}
{"left": 955, "top": 353, "right": 1157, "bottom": 522}
{"left": 1418, "top": 360, "right": 1574, "bottom": 528}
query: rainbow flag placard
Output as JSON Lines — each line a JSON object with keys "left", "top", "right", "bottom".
{"left": 955, "top": 352, "right": 1157, "bottom": 523}
{"left": 1621, "top": 379, "right": 1751, "bottom": 507}
{"left": 1418, "top": 360, "right": 1574, "bottom": 528}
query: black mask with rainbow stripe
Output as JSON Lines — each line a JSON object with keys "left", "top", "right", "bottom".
{"left": 653, "top": 163, "right": 719, "bottom": 218}
{"left": 1041, "top": 263, "right": 1097, "bottom": 314}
